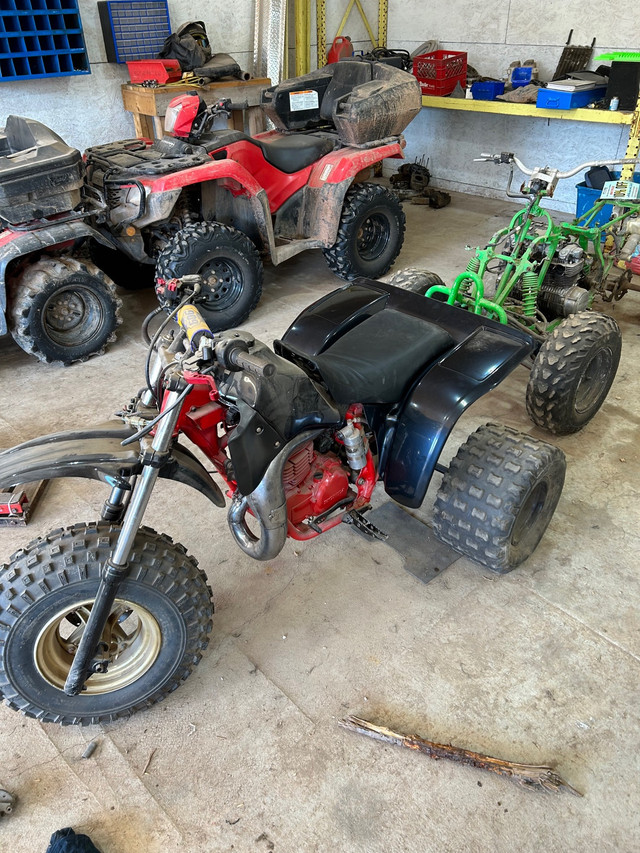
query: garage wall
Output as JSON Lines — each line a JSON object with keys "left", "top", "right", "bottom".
{"left": 0, "top": 0, "right": 255, "bottom": 151}
{"left": 383, "top": 1, "right": 637, "bottom": 212}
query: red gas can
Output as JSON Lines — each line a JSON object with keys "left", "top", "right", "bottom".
{"left": 327, "top": 36, "right": 353, "bottom": 64}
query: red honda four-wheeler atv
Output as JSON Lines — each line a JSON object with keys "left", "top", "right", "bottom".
{"left": 83, "top": 60, "right": 421, "bottom": 329}
{"left": 0, "top": 116, "right": 121, "bottom": 365}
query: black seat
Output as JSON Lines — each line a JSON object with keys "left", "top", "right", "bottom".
{"left": 252, "top": 133, "right": 334, "bottom": 173}
{"left": 311, "top": 310, "right": 453, "bottom": 405}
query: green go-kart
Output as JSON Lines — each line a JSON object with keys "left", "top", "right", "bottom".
{"left": 389, "top": 153, "right": 640, "bottom": 435}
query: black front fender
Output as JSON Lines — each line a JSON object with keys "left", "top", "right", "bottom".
{"left": 0, "top": 422, "right": 225, "bottom": 508}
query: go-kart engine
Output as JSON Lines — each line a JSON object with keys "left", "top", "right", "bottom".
{"left": 539, "top": 241, "right": 589, "bottom": 317}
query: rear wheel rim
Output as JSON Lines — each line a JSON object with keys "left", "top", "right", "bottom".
{"left": 42, "top": 285, "right": 104, "bottom": 348}
{"left": 510, "top": 481, "right": 548, "bottom": 548}
{"left": 356, "top": 211, "right": 391, "bottom": 261}
{"left": 574, "top": 347, "right": 613, "bottom": 414}
{"left": 199, "top": 257, "right": 244, "bottom": 311}
{"left": 34, "top": 598, "right": 161, "bottom": 694}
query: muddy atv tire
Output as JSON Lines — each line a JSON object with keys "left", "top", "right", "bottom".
{"left": 323, "top": 183, "right": 405, "bottom": 280}
{"left": 156, "top": 222, "right": 263, "bottom": 331}
{"left": 525, "top": 311, "right": 622, "bottom": 435}
{"left": 8, "top": 256, "right": 122, "bottom": 365}
{"left": 89, "top": 240, "right": 155, "bottom": 291}
{"left": 386, "top": 267, "right": 445, "bottom": 295}
{"left": 433, "top": 423, "right": 565, "bottom": 573}
{"left": 0, "top": 522, "right": 213, "bottom": 725}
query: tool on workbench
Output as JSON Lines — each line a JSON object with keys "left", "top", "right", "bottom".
{"left": 552, "top": 30, "right": 596, "bottom": 80}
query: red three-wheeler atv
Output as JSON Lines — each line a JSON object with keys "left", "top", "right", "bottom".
{"left": 0, "top": 277, "right": 566, "bottom": 724}
{"left": 84, "top": 59, "right": 421, "bottom": 329}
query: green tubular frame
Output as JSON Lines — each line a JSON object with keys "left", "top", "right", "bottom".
{"left": 426, "top": 187, "right": 640, "bottom": 330}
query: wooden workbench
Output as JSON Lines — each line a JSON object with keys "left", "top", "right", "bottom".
{"left": 121, "top": 77, "right": 272, "bottom": 140}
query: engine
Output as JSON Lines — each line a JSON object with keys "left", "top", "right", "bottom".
{"left": 538, "top": 240, "right": 590, "bottom": 318}
{"left": 283, "top": 440, "right": 352, "bottom": 527}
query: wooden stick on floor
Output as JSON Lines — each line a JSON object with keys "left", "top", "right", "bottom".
{"left": 339, "top": 716, "right": 582, "bottom": 796}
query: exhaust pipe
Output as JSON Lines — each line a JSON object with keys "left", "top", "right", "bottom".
{"left": 228, "top": 429, "right": 320, "bottom": 561}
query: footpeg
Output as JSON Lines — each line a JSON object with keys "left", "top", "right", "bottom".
{"left": 343, "top": 509, "right": 388, "bottom": 541}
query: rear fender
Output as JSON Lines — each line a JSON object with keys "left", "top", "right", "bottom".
{"left": 0, "top": 423, "right": 225, "bottom": 508}
{"left": 0, "top": 220, "right": 112, "bottom": 335}
{"left": 302, "top": 141, "right": 405, "bottom": 246}
{"left": 383, "top": 327, "right": 534, "bottom": 508}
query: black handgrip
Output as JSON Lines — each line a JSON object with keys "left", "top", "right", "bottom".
{"left": 229, "top": 349, "right": 277, "bottom": 378}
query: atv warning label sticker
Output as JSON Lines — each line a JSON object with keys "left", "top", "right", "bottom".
{"left": 289, "top": 90, "right": 319, "bottom": 111}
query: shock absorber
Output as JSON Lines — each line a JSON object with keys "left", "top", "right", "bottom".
{"left": 338, "top": 422, "right": 367, "bottom": 470}
{"left": 520, "top": 270, "right": 538, "bottom": 317}
{"left": 465, "top": 257, "right": 481, "bottom": 273}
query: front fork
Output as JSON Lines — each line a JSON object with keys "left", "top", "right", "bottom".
{"left": 63, "top": 389, "right": 184, "bottom": 696}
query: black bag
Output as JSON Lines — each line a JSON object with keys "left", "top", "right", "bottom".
{"left": 157, "top": 33, "right": 208, "bottom": 72}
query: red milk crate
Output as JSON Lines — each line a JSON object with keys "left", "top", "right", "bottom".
{"left": 412, "top": 50, "right": 467, "bottom": 96}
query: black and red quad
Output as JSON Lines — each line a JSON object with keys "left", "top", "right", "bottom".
{"left": 84, "top": 60, "right": 421, "bottom": 329}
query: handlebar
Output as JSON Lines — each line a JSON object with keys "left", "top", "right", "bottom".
{"left": 176, "top": 301, "right": 277, "bottom": 378}
{"left": 475, "top": 152, "right": 639, "bottom": 180}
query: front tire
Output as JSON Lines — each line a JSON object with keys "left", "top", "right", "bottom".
{"left": 155, "top": 222, "right": 263, "bottom": 331}
{"left": 8, "top": 256, "right": 122, "bottom": 365}
{"left": 323, "top": 183, "right": 405, "bottom": 280}
{"left": 526, "top": 311, "right": 622, "bottom": 435}
{"left": 0, "top": 523, "right": 213, "bottom": 725}
{"left": 433, "top": 423, "right": 566, "bottom": 573}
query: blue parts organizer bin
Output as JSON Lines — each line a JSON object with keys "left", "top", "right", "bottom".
{"left": 575, "top": 171, "right": 640, "bottom": 227}
{"left": 470, "top": 81, "right": 505, "bottom": 101}
{"left": 536, "top": 85, "right": 607, "bottom": 110}
{"left": 0, "top": 0, "right": 89, "bottom": 82}
{"left": 98, "top": 1, "right": 171, "bottom": 64}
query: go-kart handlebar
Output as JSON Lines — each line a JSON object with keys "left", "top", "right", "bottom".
{"left": 475, "top": 152, "right": 639, "bottom": 180}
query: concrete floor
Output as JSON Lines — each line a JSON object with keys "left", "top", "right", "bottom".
{"left": 1, "top": 193, "right": 639, "bottom": 852}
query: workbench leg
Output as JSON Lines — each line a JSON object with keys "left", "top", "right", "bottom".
{"left": 231, "top": 110, "right": 245, "bottom": 132}
{"left": 247, "top": 106, "right": 266, "bottom": 135}
{"left": 153, "top": 116, "right": 164, "bottom": 139}
{"left": 131, "top": 113, "right": 156, "bottom": 140}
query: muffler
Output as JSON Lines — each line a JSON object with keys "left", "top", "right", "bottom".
{"left": 227, "top": 429, "right": 319, "bottom": 561}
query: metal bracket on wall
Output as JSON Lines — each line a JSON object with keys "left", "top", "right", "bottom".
{"left": 316, "top": 0, "right": 388, "bottom": 69}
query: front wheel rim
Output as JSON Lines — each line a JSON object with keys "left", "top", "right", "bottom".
{"left": 574, "top": 347, "right": 613, "bottom": 414}
{"left": 34, "top": 598, "right": 162, "bottom": 694}
{"left": 199, "top": 257, "right": 244, "bottom": 311}
{"left": 42, "top": 285, "right": 104, "bottom": 348}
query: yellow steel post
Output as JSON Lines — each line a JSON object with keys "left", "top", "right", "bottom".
{"left": 294, "top": 0, "right": 310, "bottom": 76}
{"left": 620, "top": 90, "right": 640, "bottom": 181}
{"left": 377, "top": 0, "right": 388, "bottom": 47}
{"left": 316, "top": 0, "right": 326, "bottom": 68}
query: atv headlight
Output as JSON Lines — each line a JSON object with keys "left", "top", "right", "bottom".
{"left": 164, "top": 102, "right": 182, "bottom": 134}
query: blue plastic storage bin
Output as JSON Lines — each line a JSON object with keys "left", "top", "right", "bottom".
{"left": 575, "top": 171, "right": 640, "bottom": 228}
{"left": 470, "top": 81, "right": 505, "bottom": 101}
{"left": 537, "top": 86, "right": 607, "bottom": 110}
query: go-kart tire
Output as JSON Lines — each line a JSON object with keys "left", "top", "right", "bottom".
{"left": 386, "top": 267, "right": 445, "bottom": 295}
{"left": 525, "top": 311, "right": 622, "bottom": 435}
{"left": 433, "top": 423, "right": 565, "bottom": 574}
{"left": 323, "top": 183, "right": 405, "bottom": 280}
{"left": 8, "top": 256, "right": 122, "bottom": 365}
{"left": 0, "top": 522, "right": 213, "bottom": 726}
{"left": 155, "top": 222, "right": 263, "bottom": 331}
{"left": 89, "top": 240, "right": 155, "bottom": 291}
